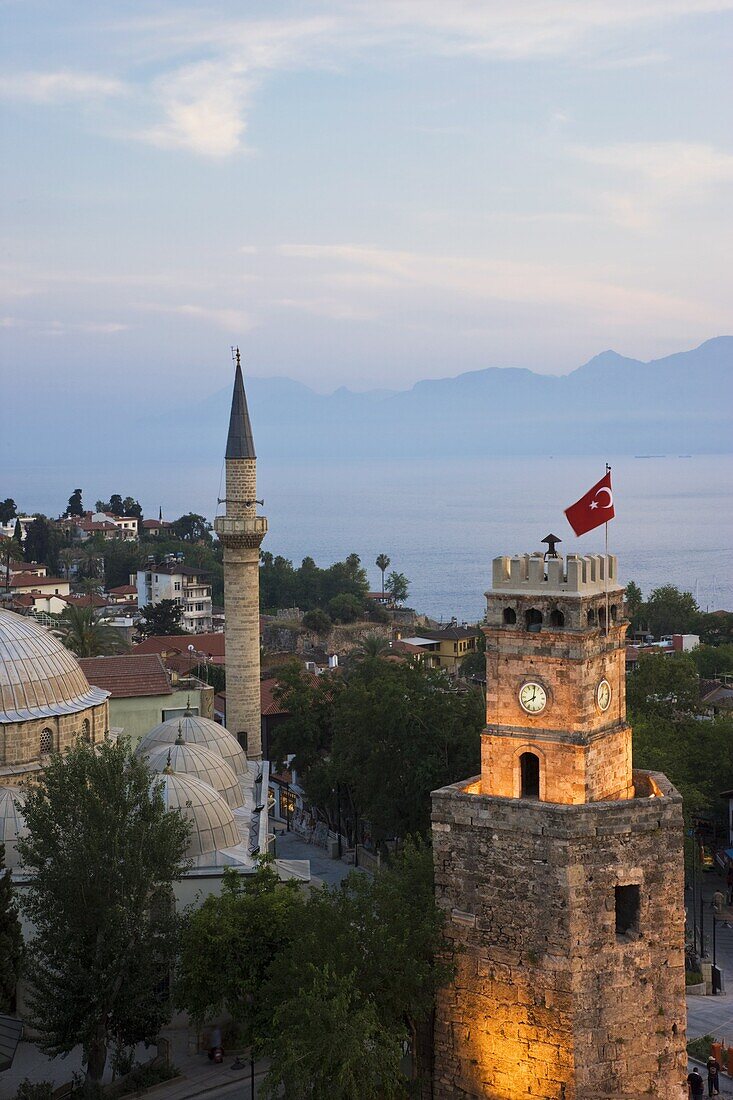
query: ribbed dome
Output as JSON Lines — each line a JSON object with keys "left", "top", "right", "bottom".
{"left": 137, "top": 714, "right": 248, "bottom": 776}
{"left": 155, "top": 771, "right": 240, "bottom": 860}
{"left": 0, "top": 609, "right": 109, "bottom": 723}
{"left": 0, "top": 787, "right": 27, "bottom": 868}
{"left": 143, "top": 740, "right": 243, "bottom": 808}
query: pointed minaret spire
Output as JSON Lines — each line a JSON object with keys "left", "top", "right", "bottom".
{"left": 225, "top": 347, "right": 256, "bottom": 459}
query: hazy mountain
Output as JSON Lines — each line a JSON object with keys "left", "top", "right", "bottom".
{"left": 5, "top": 337, "right": 732, "bottom": 468}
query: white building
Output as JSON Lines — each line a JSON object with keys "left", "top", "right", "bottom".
{"left": 0, "top": 515, "right": 37, "bottom": 540}
{"left": 137, "top": 557, "right": 213, "bottom": 633}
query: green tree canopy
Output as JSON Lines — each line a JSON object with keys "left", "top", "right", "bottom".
{"left": 626, "top": 651, "right": 701, "bottom": 717}
{"left": 137, "top": 599, "right": 184, "bottom": 638}
{"left": 260, "top": 552, "right": 369, "bottom": 615}
{"left": 272, "top": 659, "right": 483, "bottom": 843}
{"left": 624, "top": 580, "right": 643, "bottom": 627}
{"left": 376, "top": 553, "right": 391, "bottom": 596}
{"left": 385, "top": 571, "right": 409, "bottom": 605}
{"left": 0, "top": 498, "right": 17, "bottom": 523}
{"left": 302, "top": 608, "right": 332, "bottom": 634}
{"left": 643, "top": 585, "right": 699, "bottom": 637}
{"left": 170, "top": 513, "right": 212, "bottom": 543}
{"left": 58, "top": 604, "right": 130, "bottom": 658}
{"left": 23, "top": 517, "right": 63, "bottom": 574}
{"left": 17, "top": 739, "right": 192, "bottom": 1084}
{"left": 0, "top": 840, "right": 23, "bottom": 1014}
{"left": 66, "top": 489, "right": 84, "bottom": 517}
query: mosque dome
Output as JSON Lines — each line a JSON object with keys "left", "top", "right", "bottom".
{"left": 0, "top": 786, "right": 27, "bottom": 869}
{"left": 143, "top": 739, "right": 243, "bottom": 809}
{"left": 0, "top": 608, "right": 108, "bottom": 723}
{"left": 155, "top": 771, "right": 241, "bottom": 861}
{"left": 137, "top": 713, "right": 248, "bottom": 776}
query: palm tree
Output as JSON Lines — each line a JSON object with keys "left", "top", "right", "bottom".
{"left": 58, "top": 605, "right": 130, "bottom": 658}
{"left": 375, "top": 554, "right": 390, "bottom": 599}
{"left": 355, "top": 633, "right": 391, "bottom": 660}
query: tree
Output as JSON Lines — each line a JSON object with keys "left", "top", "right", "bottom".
{"left": 12, "top": 518, "right": 23, "bottom": 547}
{"left": 624, "top": 581, "right": 643, "bottom": 628}
{"left": 137, "top": 599, "right": 184, "bottom": 638}
{"left": 691, "top": 643, "right": 733, "bottom": 679}
{"left": 23, "top": 517, "right": 62, "bottom": 574}
{"left": 354, "top": 633, "right": 391, "bottom": 659}
{"left": 121, "top": 497, "right": 143, "bottom": 519}
{"left": 66, "top": 489, "right": 84, "bottom": 517}
{"left": 170, "top": 514, "right": 212, "bottom": 544}
{"left": 376, "top": 554, "right": 391, "bottom": 598}
{"left": 460, "top": 650, "right": 486, "bottom": 681}
{"left": 273, "top": 660, "right": 483, "bottom": 843}
{"left": 0, "top": 840, "right": 23, "bottom": 1014}
{"left": 385, "top": 571, "right": 409, "bottom": 606}
{"left": 0, "top": 498, "right": 17, "bottom": 523}
{"left": 644, "top": 585, "right": 699, "bottom": 638}
{"left": 17, "top": 739, "right": 191, "bottom": 1085}
{"left": 327, "top": 593, "right": 363, "bottom": 623}
{"left": 176, "top": 861, "right": 305, "bottom": 1045}
{"left": 58, "top": 605, "right": 130, "bottom": 658}
{"left": 626, "top": 651, "right": 701, "bottom": 717}
{"left": 302, "top": 608, "right": 332, "bottom": 635}
{"left": 102, "top": 539, "right": 142, "bottom": 590}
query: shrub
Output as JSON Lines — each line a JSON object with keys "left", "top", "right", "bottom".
{"left": 685, "top": 970, "right": 704, "bottom": 985}
{"left": 687, "top": 1034, "right": 714, "bottom": 1061}
{"left": 303, "top": 609, "right": 332, "bottom": 634}
{"left": 14, "top": 1082, "right": 53, "bottom": 1100}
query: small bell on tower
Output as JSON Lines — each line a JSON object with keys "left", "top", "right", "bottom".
{"left": 541, "top": 533, "right": 562, "bottom": 560}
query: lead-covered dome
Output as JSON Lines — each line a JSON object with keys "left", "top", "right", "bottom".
{"left": 0, "top": 786, "right": 27, "bottom": 868}
{"left": 0, "top": 609, "right": 108, "bottom": 723}
{"left": 143, "top": 740, "right": 243, "bottom": 808}
{"left": 155, "top": 771, "right": 240, "bottom": 862}
{"left": 137, "top": 713, "right": 248, "bottom": 776}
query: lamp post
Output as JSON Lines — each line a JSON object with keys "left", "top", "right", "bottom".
{"left": 284, "top": 779, "right": 291, "bottom": 832}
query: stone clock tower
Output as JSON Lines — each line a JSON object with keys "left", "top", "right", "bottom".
{"left": 432, "top": 548, "right": 686, "bottom": 1099}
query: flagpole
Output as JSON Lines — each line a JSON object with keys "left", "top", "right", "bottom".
{"left": 603, "top": 462, "right": 607, "bottom": 638}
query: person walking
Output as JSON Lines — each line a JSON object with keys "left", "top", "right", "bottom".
{"left": 712, "top": 889, "right": 725, "bottom": 918}
{"left": 707, "top": 1055, "right": 721, "bottom": 1096}
{"left": 688, "top": 1066, "right": 705, "bottom": 1097}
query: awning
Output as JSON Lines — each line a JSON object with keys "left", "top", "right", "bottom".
{"left": 0, "top": 1015, "right": 23, "bottom": 1072}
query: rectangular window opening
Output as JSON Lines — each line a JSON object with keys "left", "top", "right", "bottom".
{"left": 615, "top": 884, "right": 640, "bottom": 937}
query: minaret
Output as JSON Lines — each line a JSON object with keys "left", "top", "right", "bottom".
{"left": 214, "top": 350, "right": 267, "bottom": 760}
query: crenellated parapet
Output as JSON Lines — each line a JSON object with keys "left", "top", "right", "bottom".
{"left": 491, "top": 552, "right": 620, "bottom": 595}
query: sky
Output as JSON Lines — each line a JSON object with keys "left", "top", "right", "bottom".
{"left": 1, "top": 0, "right": 732, "bottom": 398}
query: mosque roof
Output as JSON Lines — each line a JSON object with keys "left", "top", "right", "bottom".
{"left": 155, "top": 771, "right": 240, "bottom": 861}
{"left": 136, "top": 712, "right": 248, "bottom": 776}
{"left": 0, "top": 609, "right": 109, "bottom": 724}
{"left": 143, "top": 739, "right": 243, "bottom": 808}
{"left": 225, "top": 356, "right": 256, "bottom": 459}
{"left": 0, "top": 786, "right": 27, "bottom": 868}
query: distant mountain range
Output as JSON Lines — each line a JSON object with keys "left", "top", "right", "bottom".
{"left": 171, "top": 336, "right": 733, "bottom": 460}
{"left": 8, "top": 337, "right": 733, "bottom": 467}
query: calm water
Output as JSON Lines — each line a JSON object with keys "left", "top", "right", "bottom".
{"left": 11, "top": 454, "right": 732, "bottom": 622}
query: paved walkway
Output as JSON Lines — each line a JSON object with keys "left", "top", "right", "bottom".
{"left": 272, "top": 828, "right": 366, "bottom": 887}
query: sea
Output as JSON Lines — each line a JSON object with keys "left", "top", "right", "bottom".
{"left": 11, "top": 454, "right": 732, "bottom": 623}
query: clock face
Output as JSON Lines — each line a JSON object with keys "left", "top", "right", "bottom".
{"left": 519, "top": 681, "right": 547, "bottom": 714}
{"left": 597, "top": 678, "right": 612, "bottom": 712}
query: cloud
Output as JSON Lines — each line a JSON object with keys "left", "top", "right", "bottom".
{"left": 0, "top": 70, "right": 125, "bottom": 104}
{"left": 139, "top": 60, "right": 254, "bottom": 156}
{"left": 142, "top": 303, "right": 255, "bottom": 332}
{"left": 43, "top": 321, "right": 130, "bottom": 335}
{"left": 276, "top": 242, "right": 717, "bottom": 326}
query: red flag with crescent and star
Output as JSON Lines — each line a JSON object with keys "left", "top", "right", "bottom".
{"left": 564, "top": 470, "right": 615, "bottom": 537}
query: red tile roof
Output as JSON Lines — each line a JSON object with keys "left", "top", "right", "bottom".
{"left": 107, "top": 584, "right": 137, "bottom": 596}
{"left": 142, "top": 519, "right": 172, "bottom": 529}
{"left": 9, "top": 574, "right": 67, "bottom": 589}
{"left": 63, "top": 593, "right": 109, "bottom": 608}
{"left": 77, "top": 654, "right": 172, "bottom": 698}
{"left": 133, "top": 632, "right": 226, "bottom": 663}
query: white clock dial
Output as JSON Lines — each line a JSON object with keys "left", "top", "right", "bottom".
{"left": 597, "top": 678, "right": 612, "bottom": 712}
{"left": 519, "top": 681, "right": 547, "bottom": 714}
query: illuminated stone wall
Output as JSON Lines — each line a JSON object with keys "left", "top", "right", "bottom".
{"left": 431, "top": 771, "right": 687, "bottom": 1098}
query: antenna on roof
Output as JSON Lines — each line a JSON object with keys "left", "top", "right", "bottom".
{"left": 231, "top": 346, "right": 240, "bottom": 368}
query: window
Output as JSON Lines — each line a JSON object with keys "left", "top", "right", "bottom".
{"left": 587, "top": 608, "right": 596, "bottom": 626}
{"left": 40, "top": 727, "right": 53, "bottom": 754}
{"left": 549, "top": 608, "right": 565, "bottom": 627}
{"left": 525, "top": 608, "right": 543, "bottom": 633}
{"left": 503, "top": 608, "right": 517, "bottom": 625}
{"left": 615, "top": 885, "right": 640, "bottom": 937}
{"left": 519, "top": 752, "right": 540, "bottom": 799}
{"left": 82, "top": 718, "right": 91, "bottom": 743}
{"left": 174, "top": 582, "right": 181, "bottom": 591}
{"left": 610, "top": 604, "right": 618, "bottom": 622}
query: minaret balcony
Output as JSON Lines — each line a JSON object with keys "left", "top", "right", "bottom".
{"left": 214, "top": 515, "right": 268, "bottom": 539}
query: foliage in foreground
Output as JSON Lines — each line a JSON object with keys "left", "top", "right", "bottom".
{"left": 17, "top": 739, "right": 192, "bottom": 1085}
{"left": 177, "top": 840, "right": 450, "bottom": 1098}
{"left": 0, "top": 840, "right": 23, "bottom": 1013}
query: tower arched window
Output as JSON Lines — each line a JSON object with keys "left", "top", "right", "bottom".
{"left": 587, "top": 608, "right": 596, "bottom": 626}
{"left": 549, "top": 608, "right": 565, "bottom": 628}
{"left": 503, "top": 608, "right": 517, "bottom": 625}
{"left": 40, "top": 727, "right": 53, "bottom": 755}
{"left": 610, "top": 604, "right": 618, "bottom": 622}
{"left": 520, "top": 752, "right": 540, "bottom": 799}
{"left": 525, "top": 608, "right": 543, "bottom": 633}
{"left": 598, "top": 607, "right": 606, "bottom": 629}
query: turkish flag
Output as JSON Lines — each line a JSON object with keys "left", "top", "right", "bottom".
{"left": 564, "top": 471, "right": 615, "bottom": 537}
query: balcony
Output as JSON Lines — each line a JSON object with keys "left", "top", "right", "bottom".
{"left": 214, "top": 516, "right": 268, "bottom": 538}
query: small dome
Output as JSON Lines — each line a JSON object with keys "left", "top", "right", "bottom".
{"left": 0, "top": 787, "right": 27, "bottom": 868}
{"left": 0, "top": 608, "right": 108, "bottom": 723}
{"left": 144, "top": 740, "right": 243, "bottom": 808}
{"left": 137, "top": 714, "right": 248, "bottom": 776}
{"left": 155, "top": 771, "right": 240, "bottom": 860}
